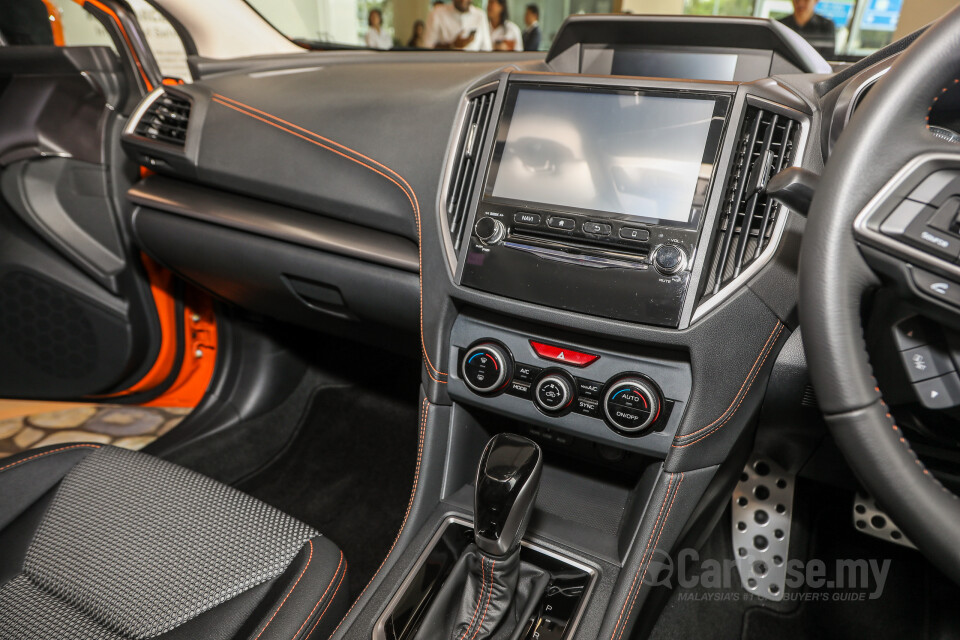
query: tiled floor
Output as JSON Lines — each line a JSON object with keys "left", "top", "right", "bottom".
{"left": 0, "top": 403, "right": 191, "bottom": 459}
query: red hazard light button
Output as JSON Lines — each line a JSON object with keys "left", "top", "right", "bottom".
{"left": 529, "top": 341, "right": 599, "bottom": 367}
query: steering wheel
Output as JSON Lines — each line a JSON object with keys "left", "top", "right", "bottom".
{"left": 801, "top": 6, "right": 960, "bottom": 581}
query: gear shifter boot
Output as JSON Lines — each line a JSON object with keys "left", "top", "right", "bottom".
{"left": 413, "top": 544, "right": 549, "bottom": 640}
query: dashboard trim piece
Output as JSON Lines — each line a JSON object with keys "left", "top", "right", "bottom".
{"left": 690, "top": 94, "right": 811, "bottom": 324}
{"left": 128, "top": 176, "right": 420, "bottom": 273}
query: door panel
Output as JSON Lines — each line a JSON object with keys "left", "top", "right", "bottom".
{"left": 0, "top": 45, "right": 162, "bottom": 399}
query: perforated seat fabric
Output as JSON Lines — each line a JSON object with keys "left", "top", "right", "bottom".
{"left": 0, "top": 444, "right": 349, "bottom": 640}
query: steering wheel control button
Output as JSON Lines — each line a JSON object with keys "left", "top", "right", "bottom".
{"left": 529, "top": 340, "right": 600, "bottom": 367}
{"left": 534, "top": 374, "right": 573, "bottom": 413}
{"left": 880, "top": 199, "right": 929, "bottom": 236}
{"left": 619, "top": 226, "right": 651, "bottom": 242}
{"left": 914, "top": 373, "right": 960, "bottom": 410}
{"left": 603, "top": 378, "right": 661, "bottom": 433}
{"left": 461, "top": 343, "right": 510, "bottom": 394}
{"left": 907, "top": 170, "right": 960, "bottom": 205}
{"left": 546, "top": 216, "right": 576, "bottom": 230}
{"left": 911, "top": 269, "right": 960, "bottom": 308}
{"left": 652, "top": 244, "right": 687, "bottom": 275}
{"left": 582, "top": 221, "right": 612, "bottom": 236}
{"left": 474, "top": 217, "right": 506, "bottom": 245}
{"left": 893, "top": 316, "right": 933, "bottom": 351}
{"left": 900, "top": 344, "right": 955, "bottom": 383}
{"left": 904, "top": 215, "right": 960, "bottom": 261}
{"left": 514, "top": 212, "right": 541, "bottom": 225}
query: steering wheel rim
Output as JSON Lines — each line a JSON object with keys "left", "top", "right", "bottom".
{"left": 801, "top": 7, "right": 960, "bottom": 581}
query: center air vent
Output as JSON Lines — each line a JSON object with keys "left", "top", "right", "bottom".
{"left": 699, "top": 106, "right": 800, "bottom": 306}
{"left": 134, "top": 91, "right": 191, "bottom": 147}
{"left": 447, "top": 90, "right": 496, "bottom": 252}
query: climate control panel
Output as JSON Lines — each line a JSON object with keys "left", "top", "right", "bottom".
{"left": 450, "top": 316, "right": 691, "bottom": 457}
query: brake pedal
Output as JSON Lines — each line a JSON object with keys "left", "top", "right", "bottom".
{"left": 731, "top": 455, "right": 795, "bottom": 602}
{"left": 853, "top": 492, "right": 916, "bottom": 549}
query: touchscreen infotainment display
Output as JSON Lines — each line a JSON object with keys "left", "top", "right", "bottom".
{"left": 485, "top": 85, "right": 727, "bottom": 228}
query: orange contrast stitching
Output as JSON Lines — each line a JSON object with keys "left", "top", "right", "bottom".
{"left": 609, "top": 473, "right": 674, "bottom": 640}
{"left": 0, "top": 444, "right": 102, "bottom": 474}
{"left": 304, "top": 559, "right": 348, "bottom": 639}
{"left": 457, "top": 556, "right": 487, "bottom": 640}
{"left": 468, "top": 558, "right": 496, "bottom": 640}
{"left": 209, "top": 95, "right": 447, "bottom": 383}
{"left": 289, "top": 550, "right": 344, "bottom": 640}
{"left": 253, "top": 539, "right": 315, "bottom": 640}
{"left": 617, "top": 473, "right": 684, "bottom": 640}
{"left": 926, "top": 78, "right": 960, "bottom": 124}
{"left": 672, "top": 323, "right": 784, "bottom": 448}
{"left": 328, "top": 397, "right": 429, "bottom": 637}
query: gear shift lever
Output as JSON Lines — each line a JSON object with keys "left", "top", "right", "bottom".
{"left": 474, "top": 433, "right": 543, "bottom": 557}
{"left": 413, "top": 434, "right": 548, "bottom": 640}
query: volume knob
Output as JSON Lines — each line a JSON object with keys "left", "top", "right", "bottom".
{"left": 652, "top": 244, "right": 687, "bottom": 275}
{"left": 475, "top": 217, "right": 506, "bottom": 244}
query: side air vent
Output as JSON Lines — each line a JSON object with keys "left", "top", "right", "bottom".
{"left": 447, "top": 90, "right": 496, "bottom": 251}
{"left": 134, "top": 91, "right": 191, "bottom": 147}
{"left": 700, "top": 106, "right": 800, "bottom": 304}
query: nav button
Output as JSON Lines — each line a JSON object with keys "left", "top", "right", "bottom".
{"left": 514, "top": 212, "right": 541, "bottom": 225}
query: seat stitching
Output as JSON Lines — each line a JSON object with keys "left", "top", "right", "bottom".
{"left": 0, "top": 444, "right": 102, "bottom": 474}
{"left": 327, "top": 397, "right": 429, "bottom": 637}
{"left": 457, "top": 556, "right": 487, "bottom": 640}
{"left": 468, "top": 558, "right": 496, "bottom": 640}
{"left": 208, "top": 95, "right": 448, "bottom": 383}
{"left": 617, "top": 473, "right": 684, "bottom": 640}
{"left": 672, "top": 323, "right": 783, "bottom": 448}
{"left": 303, "top": 560, "right": 348, "bottom": 640}
{"left": 289, "top": 550, "right": 344, "bottom": 640}
{"left": 609, "top": 473, "right": 675, "bottom": 640}
{"left": 251, "top": 539, "right": 315, "bottom": 640}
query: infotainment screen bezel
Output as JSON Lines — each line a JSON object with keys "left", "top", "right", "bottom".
{"left": 480, "top": 82, "right": 731, "bottom": 232}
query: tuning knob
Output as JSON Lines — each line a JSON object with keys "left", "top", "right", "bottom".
{"left": 603, "top": 377, "right": 661, "bottom": 433}
{"left": 475, "top": 217, "right": 506, "bottom": 244}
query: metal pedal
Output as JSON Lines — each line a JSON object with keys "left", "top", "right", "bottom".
{"left": 731, "top": 455, "right": 795, "bottom": 602}
{"left": 853, "top": 492, "right": 916, "bottom": 549}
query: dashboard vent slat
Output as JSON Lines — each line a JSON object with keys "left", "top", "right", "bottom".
{"left": 700, "top": 107, "right": 800, "bottom": 304}
{"left": 134, "top": 91, "right": 191, "bottom": 148}
{"left": 447, "top": 90, "right": 495, "bottom": 252}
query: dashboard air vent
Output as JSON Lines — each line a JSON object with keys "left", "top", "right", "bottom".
{"left": 447, "top": 90, "right": 495, "bottom": 251}
{"left": 700, "top": 106, "right": 800, "bottom": 304}
{"left": 134, "top": 91, "right": 191, "bottom": 147}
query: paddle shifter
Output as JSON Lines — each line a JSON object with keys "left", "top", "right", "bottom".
{"left": 474, "top": 433, "right": 543, "bottom": 557}
{"left": 414, "top": 434, "right": 548, "bottom": 640}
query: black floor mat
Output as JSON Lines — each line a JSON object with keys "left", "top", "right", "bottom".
{"left": 238, "top": 385, "right": 420, "bottom": 598}
{"left": 648, "top": 479, "right": 960, "bottom": 640}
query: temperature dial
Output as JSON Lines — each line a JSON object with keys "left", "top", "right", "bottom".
{"left": 603, "top": 377, "right": 661, "bottom": 433}
{"left": 462, "top": 342, "right": 511, "bottom": 394}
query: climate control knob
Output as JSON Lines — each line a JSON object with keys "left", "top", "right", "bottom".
{"left": 603, "top": 377, "right": 661, "bottom": 433}
{"left": 475, "top": 217, "right": 506, "bottom": 245}
{"left": 652, "top": 244, "right": 687, "bottom": 275}
{"left": 533, "top": 373, "right": 574, "bottom": 413}
{"left": 462, "top": 342, "right": 511, "bottom": 394}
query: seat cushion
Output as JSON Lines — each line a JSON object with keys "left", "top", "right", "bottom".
{"left": 0, "top": 444, "right": 348, "bottom": 640}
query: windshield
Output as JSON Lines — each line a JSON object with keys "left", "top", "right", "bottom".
{"left": 243, "top": 0, "right": 924, "bottom": 62}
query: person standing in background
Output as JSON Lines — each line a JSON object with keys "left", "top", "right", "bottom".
{"left": 489, "top": 0, "right": 523, "bottom": 51}
{"left": 522, "top": 4, "right": 541, "bottom": 52}
{"left": 424, "top": 0, "right": 492, "bottom": 51}
{"left": 407, "top": 19, "right": 425, "bottom": 48}
{"left": 365, "top": 8, "right": 393, "bottom": 50}
{"left": 778, "top": 0, "right": 835, "bottom": 57}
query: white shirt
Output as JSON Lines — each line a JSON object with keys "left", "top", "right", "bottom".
{"left": 491, "top": 20, "right": 523, "bottom": 51}
{"left": 365, "top": 27, "right": 392, "bottom": 50}
{"left": 423, "top": 5, "right": 492, "bottom": 52}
